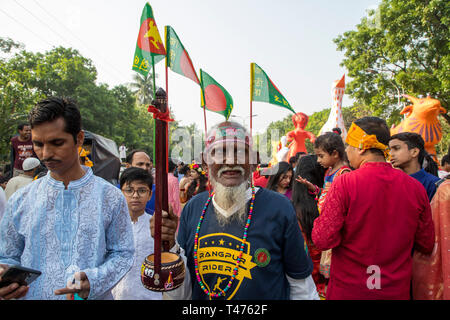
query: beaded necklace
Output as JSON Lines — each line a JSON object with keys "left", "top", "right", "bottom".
{"left": 193, "top": 184, "right": 256, "bottom": 298}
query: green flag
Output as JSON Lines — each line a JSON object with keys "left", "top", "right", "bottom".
{"left": 250, "top": 62, "right": 296, "bottom": 114}
{"left": 166, "top": 26, "right": 200, "bottom": 84}
{"left": 200, "top": 69, "right": 233, "bottom": 120}
{"left": 132, "top": 3, "right": 166, "bottom": 76}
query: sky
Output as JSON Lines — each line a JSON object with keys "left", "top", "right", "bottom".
{"left": 0, "top": 0, "right": 381, "bottom": 135}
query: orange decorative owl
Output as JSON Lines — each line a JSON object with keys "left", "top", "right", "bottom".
{"left": 390, "top": 94, "right": 446, "bottom": 160}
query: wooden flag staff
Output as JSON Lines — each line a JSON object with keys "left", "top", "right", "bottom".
{"left": 141, "top": 88, "right": 185, "bottom": 292}
{"left": 250, "top": 63, "right": 254, "bottom": 137}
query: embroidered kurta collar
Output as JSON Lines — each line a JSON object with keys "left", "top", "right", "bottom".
{"left": 45, "top": 166, "right": 93, "bottom": 190}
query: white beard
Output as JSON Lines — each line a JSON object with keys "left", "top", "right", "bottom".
{"left": 210, "top": 168, "right": 249, "bottom": 227}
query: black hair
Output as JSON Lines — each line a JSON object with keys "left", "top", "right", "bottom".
{"left": 291, "top": 154, "right": 326, "bottom": 242}
{"left": 126, "top": 149, "right": 152, "bottom": 164}
{"left": 354, "top": 117, "right": 390, "bottom": 157}
{"left": 266, "top": 161, "right": 293, "bottom": 191}
{"left": 441, "top": 155, "right": 450, "bottom": 166}
{"left": 17, "top": 123, "right": 30, "bottom": 131}
{"left": 178, "top": 164, "right": 190, "bottom": 175}
{"left": 314, "top": 132, "right": 346, "bottom": 160}
{"left": 120, "top": 167, "right": 153, "bottom": 190}
{"left": 28, "top": 97, "right": 81, "bottom": 143}
{"left": 0, "top": 175, "right": 9, "bottom": 184}
{"left": 295, "top": 152, "right": 306, "bottom": 159}
{"left": 332, "top": 127, "right": 342, "bottom": 135}
{"left": 168, "top": 158, "right": 176, "bottom": 173}
{"left": 289, "top": 156, "right": 297, "bottom": 165}
{"left": 186, "top": 169, "right": 207, "bottom": 201}
{"left": 390, "top": 132, "right": 439, "bottom": 176}
{"left": 34, "top": 165, "right": 48, "bottom": 179}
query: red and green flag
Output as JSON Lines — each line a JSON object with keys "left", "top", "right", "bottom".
{"left": 165, "top": 26, "right": 199, "bottom": 85}
{"left": 250, "top": 62, "right": 296, "bottom": 114}
{"left": 132, "top": 3, "right": 166, "bottom": 76}
{"left": 200, "top": 69, "right": 233, "bottom": 120}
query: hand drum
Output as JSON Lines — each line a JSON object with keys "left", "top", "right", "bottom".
{"left": 141, "top": 252, "right": 185, "bottom": 291}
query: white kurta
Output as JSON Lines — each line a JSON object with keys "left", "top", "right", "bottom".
{"left": 112, "top": 213, "right": 163, "bottom": 300}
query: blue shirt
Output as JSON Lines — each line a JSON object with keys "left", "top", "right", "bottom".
{"left": 410, "top": 169, "right": 440, "bottom": 201}
{"left": 0, "top": 167, "right": 135, "bottom": 300}
{"left": 178, "top": 188, "right": 313, "bottom": 300}
{"left": 146, "top": 184, "right": 156, "bottom": 215}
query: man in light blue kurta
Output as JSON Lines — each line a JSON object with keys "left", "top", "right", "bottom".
{"left": 0, "top": 97, "right": 134, "bottom": 300}
{"left": 0, "top": 166, "right": 135, "bottom": 300}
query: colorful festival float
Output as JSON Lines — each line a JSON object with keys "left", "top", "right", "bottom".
{"left": 276, "top": 136, "right": 290, "bottom": 163}
{"left": 319, "top": 74, "right": 347, "bottom": 140}
{"left": 286, "top": 112, "right": 316, "bottom": 161}
{"left": 269, "top": 74, "right": 348, "bottom": 166}
{"left": 390, "top": 94, "right": 446, "bottom": 162}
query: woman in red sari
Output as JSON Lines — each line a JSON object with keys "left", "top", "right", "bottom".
{"left": 412, "top": 177, "right": 450, "bottom": 300}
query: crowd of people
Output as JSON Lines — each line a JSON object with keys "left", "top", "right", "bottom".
{"left": 0, "top": 96, "right": 449, "bottom": 300}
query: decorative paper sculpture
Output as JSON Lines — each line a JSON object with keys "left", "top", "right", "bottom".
{"left": 276, "top": 136, "right": 290, "bottom": 163}
{"left": 319, "top": 74, "right": 347, "bottom": 139}
{"left": 286, "top": 112, "right": 316, "bottom": 160}
{"left": 390, "top": 94, "right": 446, "bottom": 161}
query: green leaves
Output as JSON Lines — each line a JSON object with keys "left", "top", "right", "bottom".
{"left": 337, "top": 0, "right": 448, "bottom": 102}
{"left": 0, "top": 40, "right": 157, "bottom": 161}
{"left": 334, "top": 0, "right": 449, "bottom": 155}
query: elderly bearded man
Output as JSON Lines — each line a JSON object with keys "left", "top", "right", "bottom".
{"left": 155, "top": 121, "right": 318, "bottom": 300}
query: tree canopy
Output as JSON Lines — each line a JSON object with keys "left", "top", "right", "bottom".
{"left": 0, "top": 38, "right": 158, "bottom": 161}
{"left": 258, "top": 0, "right": 449, "bottom": 159}
{"left": 334, "top": 0, "right": 449, "bottom": 125}
{"left": 2, "top": 0, "right": 449, "bottom": 165}
{"left": 0, "top": 37, "right": 202, "bottom": 166}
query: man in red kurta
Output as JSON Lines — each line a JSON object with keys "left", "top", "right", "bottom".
{"left": 312, "top": 117, "right": 434, "bottom": 300}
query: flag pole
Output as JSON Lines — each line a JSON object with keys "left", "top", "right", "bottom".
{"left": 150, "top": 54, "right": 162, "bottom": 277}
{"left": 250, "top": 102, "right": 253, "bottom": 137}
{"left": 203, "top": 106, "right": 207, "bottom": 136}
{"left": 165, "top": 27, "right": 169, "bottom": 174}
{"left": 250, "top": 63, "right": 254, "bottom": 137}
{"left": 152, "top": 55, "right": 157, "bottom": 164}
{"left": 165, "top": 58, "right": 169, "bottom": 174}
{"left": 199, "top": 70, "right": 207, "bottom": 136}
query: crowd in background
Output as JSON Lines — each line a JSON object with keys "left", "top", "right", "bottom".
{"left": 0, "top": 109, "right": 449, "bottom": 300}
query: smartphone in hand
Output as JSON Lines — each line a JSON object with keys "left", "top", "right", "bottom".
{"left": 0, "top": 265, "right": 41, "bottom": 288}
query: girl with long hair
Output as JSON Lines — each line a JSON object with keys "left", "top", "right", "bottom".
{"left": 266, "top": 161, "right": 294, "bottom": 200}
{"left": 292, "top": 154, "right": 326, "bottom": 297}
{"left": 295, "top": 132, "right": 351, "bottom": 297}
{"left": 180, "top": 162, "right": 207, "bottom": 205}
